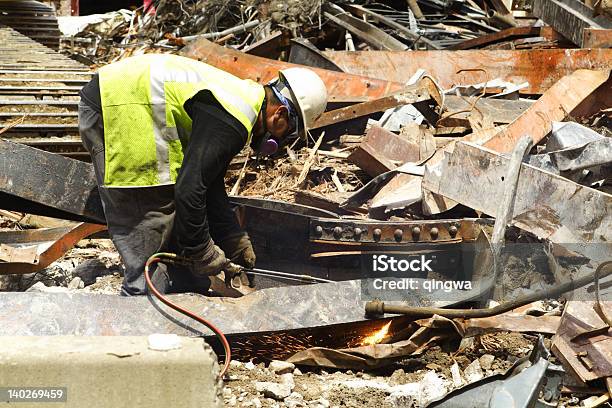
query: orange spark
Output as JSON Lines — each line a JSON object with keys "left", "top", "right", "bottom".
{"left": 361, "top": 321, "right": 392, "bottom": 346}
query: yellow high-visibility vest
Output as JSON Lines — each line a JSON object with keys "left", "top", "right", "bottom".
{"left": 99, "top": 54, "right": 265, "bottom": 187}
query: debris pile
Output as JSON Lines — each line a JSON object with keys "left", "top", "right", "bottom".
{"left": 0, "top": 0, "right": 611, "bottom": 407}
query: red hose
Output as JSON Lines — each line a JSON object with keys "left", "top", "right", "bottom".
{"left": 144, "top": 254, "right": 231, "bottom": 379}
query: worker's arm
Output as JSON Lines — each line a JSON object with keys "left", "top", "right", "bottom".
{"left": 174, "top": 93, "right": 248, "bottom": 257}
{"left": 206, "top": 175, "right": 242, "bottom": 242}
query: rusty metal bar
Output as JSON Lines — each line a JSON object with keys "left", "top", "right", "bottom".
{"left": 583, "top": 28, "right": 612, "bottom": 48}
{"left": 347, "top": 125, "right": 420, "bottom": 177}
{"left": 450, "top": 26, "right": 569, "bottom": 50}
{"left": 0, "top": 222, "right": 107, "bottom": 275}
{"left": 179, "top": 37, "right": 404, "bottom": 103}
{"left": 343, "top": 4, "right": 441, "bottom": 49}
{"left": 324, "top": 48, "right": 612, "bottom": 95}
{"left": 483, "top": 69, "right": 610, "bottom": 153}
{"left": 311, "top": 82, "right": 432, "bottom": 128}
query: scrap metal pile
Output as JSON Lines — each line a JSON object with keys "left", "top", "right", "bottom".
{"left": 0, "top": 0, "right": 611, "bottom": 407}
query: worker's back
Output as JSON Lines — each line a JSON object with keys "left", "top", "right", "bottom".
{"left": 97, "top": 54, "right": 265, "bottom": 188}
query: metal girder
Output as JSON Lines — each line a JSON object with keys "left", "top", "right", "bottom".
{"left": 440, "top": 95, "right": 533, "bottom": 127}
{"left": 311, "top": 81, "right": 433, "bottom": 129}
{"left": 309, "top": 218, "right": 484, "bottom": 245}
{"left": 532, "top": 0, "right": 612, "bottom": 47}
{"left": 0, "top": 138, "right": 105, "bottom": 224}
{"left": 450, "top": 26, "right": 570, "bottom": 50}
{"left": 323, "top": 49, "right": 612, "bottom": 95}
{"left": 0, "top": 222, "right": 106, "bottom": 275}
{"left": 482, "top": 69, "right": 610, "bottom": 153}
{"left": 180, "top": 37, "right": 404, "bottom": 103}
{"left": 552, "top": 300, "right": 612, "bottom": 383}
{"left": 0, "top": 281, "right": 477, "bottom": 360}
{"left": 347, "top": 125, "right": 420, "bottom": 177}
{"left": 423, "top": 142, "right": 612, "bottom": 244}
{"left": 583, "top": 28, "right": 612, "bottom": 48}
{"left": 343, "top": 4, "right": 441, "bottom": 50}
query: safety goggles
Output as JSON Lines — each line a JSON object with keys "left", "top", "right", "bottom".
{"left": 269, "top": 79, "right": 299, "bottom": 139}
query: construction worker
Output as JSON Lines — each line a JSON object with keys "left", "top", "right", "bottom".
{"left": 78, "top": 53, "right": 328, "bottom": 296}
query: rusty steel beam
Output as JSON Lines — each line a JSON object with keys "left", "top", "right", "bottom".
{"left": 483, "top": 69, "right": 610, "bottom": 153}
{"left": 179, "top": 38, "right": 403, "bottom": 103}
{"left": 0, "top": 138, "right": 105, "bottom": 224}
{"left": 583, "top": 28, "right": 612, "bottom": 48}
{"left": 323, "top": 7, "right": 408, "bottom": 51}
{"left": 423, "top": 142, "right": 612, "bottom": 244}
{"left": 324, "top": 48, "right": 612, "bottom": 95}
{"left": 0, "top": 222, "right": 106, "bottom": 275}
{"left": 311, "top": 81, "right": 433, "bottom": 129}
{"left": 347, "top": 125, "right": 420, "bottom": 177}
{"left": 450, "top": 26, "right": 569, "bottom": 50}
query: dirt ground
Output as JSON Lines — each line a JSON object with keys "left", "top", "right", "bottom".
{"left": 221, "top": 334, "right": 536, "bottom": 408}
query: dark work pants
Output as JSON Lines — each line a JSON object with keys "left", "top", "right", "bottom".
{"left": 78, "top": 102, "right": 210, "bottom": 296}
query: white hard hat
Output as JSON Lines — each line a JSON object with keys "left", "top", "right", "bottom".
{"left": 275, "top": 67, "right": 328, "bottom": 139}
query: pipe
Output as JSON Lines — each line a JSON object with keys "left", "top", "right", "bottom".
{"left": 243, "top": 267, "right": 333, "bottom": 284}
{"left": 406, "top": 0, "right": 425, "bottom": 20}
{"left": 181, "top": 20, "right": 261, "bottom": 42}
{"left": 486, "top": 10, "right": 518, "bottom": 28}
{"left": 365, "top": 261, "right": 612, "bottom": 318}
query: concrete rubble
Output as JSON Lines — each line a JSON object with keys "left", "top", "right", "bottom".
{"left": 0, "top": 0, "right": 611, "bottom": 407}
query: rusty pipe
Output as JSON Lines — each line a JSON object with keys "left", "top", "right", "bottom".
{"left": 486, "top": 10, "right": 518, "bottom": 28}
{"left": 406, "top": 0, "right": 425, "bottom": 20}
{"left": 365, "top": 261, "right": 612, "bottom": 318}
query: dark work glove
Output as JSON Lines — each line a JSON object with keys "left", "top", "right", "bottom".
{"left": 219, "top": 232, "right": 256, "bottom": 287}
{"left": 186, "top": 240, "right": 228, "bottom": 277}
{"left": 219, "top": 232, "right": 256, "bottom": 269}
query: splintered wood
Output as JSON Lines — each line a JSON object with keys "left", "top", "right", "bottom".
{"left": 225, "top": 139, "right": 364, "bottom": 203}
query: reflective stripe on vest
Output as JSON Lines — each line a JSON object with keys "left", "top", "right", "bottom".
{"left": 99, "top": 54, "right": 265, "bottom": 187}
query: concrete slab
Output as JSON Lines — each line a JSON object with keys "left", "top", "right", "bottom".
{"left": 0, "top": 335, "right": 222, "bottom": 407}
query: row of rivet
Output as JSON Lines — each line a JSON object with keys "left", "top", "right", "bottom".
{"left": 314, "top": 224, "right": 460, "bottom": 241}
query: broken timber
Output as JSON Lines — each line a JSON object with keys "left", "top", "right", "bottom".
{"left": 180, "top": 38, "right": 403, "bottom": 103}
{"left": 422, "top": 141, "right": 612, "bottom": 244}
{"left": 323, "top": 49, "right": 612, "bottom": 95}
